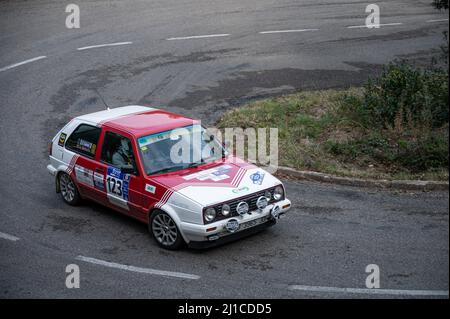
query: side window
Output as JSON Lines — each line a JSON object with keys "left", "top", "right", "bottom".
{"left": 101, "top": 131, "right": 137, "bottom": 171}
{"left": 65, "top": 124, "right": 101, "bottom": 158}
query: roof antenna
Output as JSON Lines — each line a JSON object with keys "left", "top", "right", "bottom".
{"left": 93, "top": 88, "right": 111, "bottom": 110}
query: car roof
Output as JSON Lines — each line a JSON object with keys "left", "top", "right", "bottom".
{"left": 75, "top": 105, "right": 197, "bottom": 137}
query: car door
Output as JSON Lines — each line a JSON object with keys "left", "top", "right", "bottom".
{"left": 96, "top": 129, "right": 145, "bottom": 219}
{"left": 64, "top": 123, "right": 105, "bottom": 203}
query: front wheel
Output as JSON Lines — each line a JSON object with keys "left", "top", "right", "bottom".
{"left": 149, "top": 210, "right": 185, "bottom": 250}
{"left": 58, "top": 172, "right": 81, "bottom": 206}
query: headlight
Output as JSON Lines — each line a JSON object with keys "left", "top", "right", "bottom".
{"left": 221, "top": 204, "right": 231, "bottom": 217}
{"left": 273, "top": 185, "right": 284, "bottom": 200}
{"left": 264, "top": 190, "right": 271, "bottom": 200}
{"left": 204, "top": 207, "right": 216, "bottom": 222}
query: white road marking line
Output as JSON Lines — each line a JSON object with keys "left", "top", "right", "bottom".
{"left": 288, "top": 285, "right": 449, "bottom": 296}
{"left": 347, "top": 22, "right": 403, "bottom": 29}
{"left": 0, "top": 232, "right": 20, "bottom": 242}
{"left": 166, "top": 34, "right": 230, "bottom": 41}
{"left": 426, "top": 18, "right": 449, "bottom": 23}
{"left": 0, "top": 56, "right": 47, "bottom": 72}
{"left": 77, "top": 41, "right": 133, "bottom": 51}
{"left": 75, "top": 256, "right": 201, "bottom": 280}
{"left": 259, "top": 29, "right": 319, "bottom": 34}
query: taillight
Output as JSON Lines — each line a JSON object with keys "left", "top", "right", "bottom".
{"left": 49, "top": 142, "right": 53, "bottom": 156}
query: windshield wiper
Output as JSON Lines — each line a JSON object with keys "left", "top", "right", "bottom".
{"left": 149, "top": 158, "right": 210, "bottom": 175}
{"left": 185, "top": 159, "right": 205, "bottom": 169}
{"left": 149, "top": 165, "right": 187, "bottom": 175}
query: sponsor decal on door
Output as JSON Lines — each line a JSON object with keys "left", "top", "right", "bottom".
{"left": 93, "top": 172, "right": 105, "bottom": 191}
{"left": 106, "top": 166, "right": 130, "bottom": 210}
{"left": 74, "top": 165, "right": 94, "bottom": 187}
{"left": 145, "top": 184, "right": 156, "bottom": 194}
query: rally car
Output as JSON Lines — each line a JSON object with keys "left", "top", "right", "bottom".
{"left": 47, "top": 106, "right": 291, "bottom": 249}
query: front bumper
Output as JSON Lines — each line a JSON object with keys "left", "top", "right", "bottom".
{"left": 188, "top": 218, "right": 277, "bottom": 249}
{"left": 180, "top": 198, "right": 291, "bottom": 248}
{"left": 47, "top": 164, "right": 57, "bottom": 176}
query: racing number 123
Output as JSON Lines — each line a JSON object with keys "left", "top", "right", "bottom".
{"left": 107, "top": 176, "right": 122, "bottom": 196}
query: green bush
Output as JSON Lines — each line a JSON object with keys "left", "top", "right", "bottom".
{"left": 325, "top": 135, "right": 391, "bottom": 162}
{"left": 217, "top": 57, "right": 448, "bottom": 179}
{"left": 396, "top": 133, "right": 449, "bottom": 170}
{"left": 362, "top": 62, "right": 448, "bottom": 129}
{"left": 333, "top": 61, "right": 450, "bottom": 172}
{"left": 325, "top": 130, "right": 449, "bottom": 172}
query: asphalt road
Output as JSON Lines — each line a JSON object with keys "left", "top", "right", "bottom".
{"left": 0, "top": 0, "right": 448, "bottom": 298}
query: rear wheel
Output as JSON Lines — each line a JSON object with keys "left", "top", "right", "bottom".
{"left": 149, "top": 210, "right": 184, "bottom": 250}
{"left": 59, "top": 172, "right": 81, "bottom": 206}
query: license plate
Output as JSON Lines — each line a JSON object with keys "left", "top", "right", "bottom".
{"left": 220, "top": 216, "right": 269, "bottom": 237}
{"left": 241, "top": 216, "right": 268, "bottom": 230}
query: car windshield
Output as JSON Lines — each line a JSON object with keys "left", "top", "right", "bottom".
{"left": 137, "top": 124, "right": 226, "bottom": 175}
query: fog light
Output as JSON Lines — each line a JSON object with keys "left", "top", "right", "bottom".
{"left": 271, "top": 205, "right": 281, "bottom": 219}
{"left": 225, "top": 219, "right": 239, "bottom": 233}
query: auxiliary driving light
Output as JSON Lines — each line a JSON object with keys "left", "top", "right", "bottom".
{"left": 256, "top": 196, "right": 269, "bottom": 211}
{"left": 236, "top": 201, "right": 249, "bottom": 216}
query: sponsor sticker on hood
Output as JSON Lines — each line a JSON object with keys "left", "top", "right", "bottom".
{"left": 182, "top": 164, "right": 231, "bottom": 182}
{"left": 250, "top": 171, "right": 265, "bottom": 185}
{"left": 232, "top": 186, "right": 249, "bottom": 194}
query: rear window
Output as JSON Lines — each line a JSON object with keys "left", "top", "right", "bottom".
{"left": 65, "top": 124, "right": 101, "bottom": 158}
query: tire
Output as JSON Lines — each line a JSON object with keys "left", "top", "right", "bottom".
{"left": 149, "top": 210, "right": 185, "bottom": 250}
{"left": 58, "top": 172, "right": 81, "bottom": 206}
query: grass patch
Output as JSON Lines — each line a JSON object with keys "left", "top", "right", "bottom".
{"left": 217, "top": 63, "right": 449, "bottom": 181}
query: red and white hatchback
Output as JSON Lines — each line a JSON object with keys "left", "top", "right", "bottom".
{"left": 47, "top": 106, "right": 291, "bottom": 249}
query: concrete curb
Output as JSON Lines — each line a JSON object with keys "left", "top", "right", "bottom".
{"left": 276, "top": 166, "right": 449, "bottom": 191}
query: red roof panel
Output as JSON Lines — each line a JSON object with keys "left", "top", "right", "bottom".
{"left": 102, "top": 109, "right": 198, "bottom": 137}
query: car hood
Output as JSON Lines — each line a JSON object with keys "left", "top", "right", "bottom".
{"left": 149, "top": 159, "right": 282, "bottom": 207}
